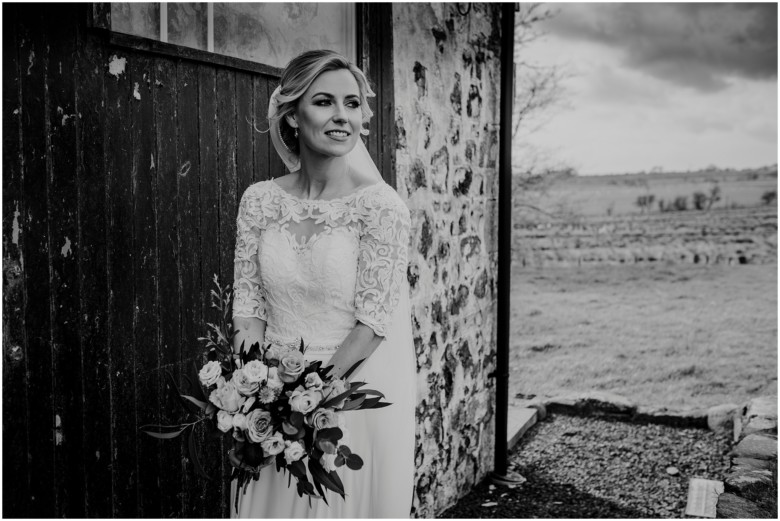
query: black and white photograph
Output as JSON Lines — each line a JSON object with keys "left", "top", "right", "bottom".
{"left": 2, "top": 1, "right": 777, "bottom": 518}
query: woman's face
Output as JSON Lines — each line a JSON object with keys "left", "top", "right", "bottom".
{"left": 287, "top": 68, "right": 363, "bottom": 160}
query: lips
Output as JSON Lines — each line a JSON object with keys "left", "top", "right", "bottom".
{"left": 325, "top": 130, "right": 351, "bottom": 137}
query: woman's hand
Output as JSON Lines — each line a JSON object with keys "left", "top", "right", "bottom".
{"left": 232, "top": 317, "right": 267, "bottom": 368}
{"left": 326, "top": 322, "right": 383, "bottom": 381}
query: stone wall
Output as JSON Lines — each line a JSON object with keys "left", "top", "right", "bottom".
{"left": 391, "top": 3, "right": 503, "bottom": 517}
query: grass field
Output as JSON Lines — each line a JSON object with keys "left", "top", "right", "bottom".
{"left": 509, "top": 261, "right": 778, "bottom": 410}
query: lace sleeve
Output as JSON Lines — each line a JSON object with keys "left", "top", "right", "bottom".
{"left": 354, "top": 186, "right": 411, "bottom": 337}
{"left": 232, "top": 184, "right": 269, "bottom": 320}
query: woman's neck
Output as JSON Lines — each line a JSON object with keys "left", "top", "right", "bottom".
{"left": 295, "top": 153, "right": 351, "bottom": 199}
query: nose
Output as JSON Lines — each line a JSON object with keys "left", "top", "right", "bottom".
{"left": 332, "top": 102, "right": 347, "bottom": 123}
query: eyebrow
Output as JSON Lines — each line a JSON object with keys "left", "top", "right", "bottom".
{"left": 310, "top": 92, "right": 360, "bottom": 99}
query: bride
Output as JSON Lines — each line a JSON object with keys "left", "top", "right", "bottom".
{"left": 230, "top": 50, "right": 416, "bottom": 518}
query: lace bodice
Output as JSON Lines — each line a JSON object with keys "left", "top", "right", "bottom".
{"left": 232, "top": 180, "right": 411, "bottom": 352}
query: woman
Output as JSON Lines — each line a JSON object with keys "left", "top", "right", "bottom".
{"left": 230, "top": 50, "right": 416, "bottom": 518}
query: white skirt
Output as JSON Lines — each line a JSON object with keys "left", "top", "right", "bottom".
{"left": 232, "top": 291, "right": 416, "bottom": 518}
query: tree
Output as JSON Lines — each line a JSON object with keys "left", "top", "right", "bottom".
{"left": 511, "top": 3, "right": 573, "bottom": 217}
{"left": 761, "top": 190, "right": 777, "bottom": 206}
{"left": 673, "top": 196, "right": 688, "bottom": 212}
{"left": 693, "top": 191, "right": 708, "bottom": 211}
{"left": 707, "top": 183, "right": 721, "bottom": 210}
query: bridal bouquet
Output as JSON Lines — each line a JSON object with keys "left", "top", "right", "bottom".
{"left": 141, "top": 276, "right": 390, "bottom": 510}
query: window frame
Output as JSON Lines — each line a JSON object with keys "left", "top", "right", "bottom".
{"left": 88, "top": 3, "right": 356, "bottom": 78}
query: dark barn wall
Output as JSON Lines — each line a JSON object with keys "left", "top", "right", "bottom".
{"left": 2, "top": 4, "right": 281, "bottom": 517}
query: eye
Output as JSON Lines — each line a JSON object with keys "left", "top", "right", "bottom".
{"left": 315, "top": 99, "right": 331, "bottom": 106}
{"left": 347, "top": 100, "right": 361, "bottom": 109}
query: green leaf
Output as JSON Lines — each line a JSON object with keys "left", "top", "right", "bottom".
{"left": 308, "top": 458, "right": 344, "bottom": 498}
{"left": 316, "top": 427, "right": 343, "bottom": 444}
{"left": 289, "top": 412, "right": 304, "bottom": 428}
{"left": 346, "top": 453, "right": 363, "bottom": 470}
{"left": 205, "top": 402, "right": 217, "bottom": 417}
{"left": 342, "top": 358, "right": 366, "bottom": 380}
{"left": 141, "top": 426, "right": 188, "bottom": 439}
{"left": 180, "top": 394, "right": 207, "bottom": 411}
{"left": 340, "top": 395, "right": 367, "bottom": 411}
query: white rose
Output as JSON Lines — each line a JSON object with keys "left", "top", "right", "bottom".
{"left": 288, "top": 388, "right": 322, "bottom": 414}
{"left": 232, "top": 368, "right": 260, "bottom": 396}
{"left": 284, "top": 441, "right": 306, "bottom": 465}
{"left": 198, "top": 360, "right": 222, "bottom": 387}
{"left": 216, "top": 410, "right": 233, "bottom": 433}
{"left": 260, "top": 432, "right": 285, "bottom": 456}
{"left": 243, "top": 360, "right": 269, "bottom": 383}
{"left": 323, "top": 378, "right": 349, "bottom": 409}
{"left": 266, "top": 367, "right": 285, "bottom": 390}
{"left": 209, "top": 378, "right": 246, "bottom": 413}
{"left": 278, "top": 350, "right": 305, "bottom": 383}
{"left": 304, "top": 372, "right": 324, "bottom": 391}
{"left": 245, "top": 409, "right": 274, "bottom": 443}
{"left": 232, "top": 413, "right": 247, "bottom": 430}
{"left": 320, "top": 452, "right": 338, "bottom": 472}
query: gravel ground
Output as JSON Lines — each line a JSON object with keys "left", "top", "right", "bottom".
{"left": 441, "top": 414, "right": 732, "bottom": 518}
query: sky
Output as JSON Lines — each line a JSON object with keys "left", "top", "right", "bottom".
{"left": 515, "top": 2, "right": 778, "bottom": 176}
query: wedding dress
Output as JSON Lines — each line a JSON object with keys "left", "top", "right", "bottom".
{"left": 230, "top": 178, "right": 416, "bottom": 518}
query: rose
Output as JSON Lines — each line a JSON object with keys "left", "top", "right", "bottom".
{"left": 304, "top": 372, "right": 323, "bottom": 391}
{"left": 277, "top": 350, "right": 305, "bottom": 383}
{"left": 209, "top": 378, "right": 246, "bottom": 413}
{"left": 232, "top": 368, "right": 260, "bottom": 396}
{"left": 266, "top": 367, "right": 284, "bottom": 390}
{"left": 320, "top": 452, "right": 338, "bottom": 472}
{"left": 323, "top": 378, "right": 349, "bottom": 409}
{"left": 309, "top": 408, "right": 340, "bottom": 430}
{"left": 232, "top": 413, "right": 247, "bottom": 431}
{"left": 264, "top": 345, "right": 288, "bottom": 367}
{"left": 241, "top": 396, "right": 256, "bottom": 413}
{"left": 243, "top": 360, "right": 269, "bottom": 383}
{"left": 245, "top": 409, "right": 274, "bottom": 443}
{"left": 198, "top": 360, "right": 222, "bottom": 387}
{"left": 260, "top": 431, "right": 285, "bottom": 456}
{"left": 284, "top": 441, "right": 305, "bottom": 465}
{"left": 216, "top": 410, "right": 233, "bottom": 433}
{"left": 288, "top": 387, "right": 322, "bottom": 414}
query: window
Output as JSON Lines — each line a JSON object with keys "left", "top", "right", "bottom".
{"left": 110, "top": 3, "right": 356, "bottom": 69}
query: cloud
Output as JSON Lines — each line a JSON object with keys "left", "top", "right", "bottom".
{"left": 545, "top": 3, "right": 777, "bottom": 92}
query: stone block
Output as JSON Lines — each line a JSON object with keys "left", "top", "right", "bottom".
{"left": 707, "top": 403, "right": 738, "bottom": 433}
{"left": 732, "top": 434, "right": 778, "bottom": 460}
{"left": 545, "top": 391, "right": 636, "bottom": 417}
{"left": 732, "top": 457, "right": 775, "bottom": 471}
{"left": 743, "top": 417, "right": 778, "bottom": 437}
{"left": 724, "top": 469, "right": 774, "bottom": 502}
{"left": 716, "top": 492, "right": 774, "bottom": 518}
{"left": 745, "top": 395, "right": 778, "bottom": 422}
{"left": 634, "top": 406, "right": 709, "bottom": 428}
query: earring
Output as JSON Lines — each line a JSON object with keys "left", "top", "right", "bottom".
{"left": 294, "top": 128, "right": 299, "bottom": 139}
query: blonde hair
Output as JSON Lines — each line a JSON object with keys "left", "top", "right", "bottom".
{"left": 271, "top": 50, "right": 375, "bottom": 154}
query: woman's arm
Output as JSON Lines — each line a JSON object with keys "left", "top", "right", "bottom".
{"left": 232, "top": 317, "right": 267, "bottom": 358}
{"left": 325, "top": 323, "right": 383, "bottom": 380}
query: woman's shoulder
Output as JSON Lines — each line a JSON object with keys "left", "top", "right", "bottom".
{"left": 357, "top": 182, "right": 411, "bottom": 229}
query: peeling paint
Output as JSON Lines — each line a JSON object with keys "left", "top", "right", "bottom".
{"left": 13, "top": 108, "right": 19, "bottom": 115}
{"left": 27, "top": 50, "right": 35, "bottom": 75}
{"left": 151, "top": 153, "right": 155, "bottom": 169}
{"left": 133, "top": 82, "right": 141, "bottom": 100}
{"left": 178, "top": 161, "right": 191, "bottom": 177}
{"left": 61, "top": 237, "right": 72, "bottom": 258}
{"left": 55, "top": 415, "right": 63, "bottom": 445}
{"left": 95, "top": 450, "right": 100, "bottom": 461}
{"left": 108, "top": 55, "right": 127, "bottom": 79}
{"left": 12, "top": 205, "right": 20, "bottom": 245}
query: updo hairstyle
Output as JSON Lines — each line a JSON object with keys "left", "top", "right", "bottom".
{"left": 271, "top": 50, "right": 375, "bottom": 154}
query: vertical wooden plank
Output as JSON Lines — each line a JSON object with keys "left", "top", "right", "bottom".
{"left": 235, "top": 71, "right": 254, "bottom": 193}
{"left": 252, "top": 75, "right": 271, "bottom": 183}
{"left": 197, "top": 63, "right": 225, "bottom": 517}
{"left": 217, "top": 69, "right": 237, "bottom": 289}
{"left": 18, "top": 6, "right": 56, "bottom": 516}
{"left": 2, "top": 6, "right": 30, "bottom": 516}
{"left": 129, "top": 52, "right": 162, "bottom": 518}
{"left": 153, "top": 56, "right": 184, "bottom": 518}
{"left": 104, "top": 46, "right": 138, "bottom": 517}
{"left": 74, "top": 14, "right": 112, "bottom": 519}
{"left": 44, "top": 6, "right": 86, "bottom": 516}
{"left": 176, "top": 59, "right": 202, "bottom": 518}
{"left": 266, "top": 79, "right": 285, "bottom": 181}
